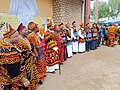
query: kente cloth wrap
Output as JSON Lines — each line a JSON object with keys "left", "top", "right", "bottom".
{"left": 14, "top": 37, "right": 40, "bottom": 88}
{"left": 108, "top": 33, "right": 115, "bottom": 46}
{"left": 45, "top": 40, "right": 59, "bottom": 66}
{"left": 0, "top": 41, "right": 25, "bottom": 86}
{"left": 27, "top": 32, "right": 46, "bottom": 80}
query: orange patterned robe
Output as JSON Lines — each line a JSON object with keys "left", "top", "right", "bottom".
{"left": 14, "top": 36, "right": 40, "bottom": 89}
{"left": 27, "top": 32, "right": 46, "bottom": 80}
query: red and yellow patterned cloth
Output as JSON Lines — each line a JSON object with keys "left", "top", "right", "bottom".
{"left": 45, "top": 39, "right": 59, "bottom": 66}
{"left": 27, "top": 32, "right": 46, "bottom": 81}
{"left": 0, "top": 40, "right": 24, "bottom": 86}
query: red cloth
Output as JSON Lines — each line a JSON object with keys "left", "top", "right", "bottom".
{"left": 60, "top": 44, "right": 65, "bottom": 62}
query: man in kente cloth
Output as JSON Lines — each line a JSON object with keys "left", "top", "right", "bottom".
{"left": 44, "top": 22, "right": 59, "bottom": 73}
{"left": 27, "top": 22, "right": 46, "bottom": 84}
{"left": 53, "top": 24, "right": 64, "bottom": 63}
{"left": 108, "top": 23, "right": 118, "bottom": 47}
{"left": 17, "top": 23, "right": 40, "bottom": 89}
{"left": 0, "top": 24, "right": 30, "bottom": 90}
{"left": 58, "top": 23, "right": 67, "bottom": 61}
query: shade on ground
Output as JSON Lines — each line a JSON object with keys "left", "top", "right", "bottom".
{"left": 37, "top": 45, "right": 120, "bottom": 90}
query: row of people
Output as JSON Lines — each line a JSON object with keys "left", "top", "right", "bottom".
{"left": 0, "top": 21, "right": 101, "bottom": 90}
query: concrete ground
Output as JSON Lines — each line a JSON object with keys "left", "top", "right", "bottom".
{"left": 36, "top": 45, "right": 120, "bottom": 90}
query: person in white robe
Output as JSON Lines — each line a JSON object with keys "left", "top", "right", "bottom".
{"left": 78, "top": 24, "right": 86, "bottom": 53}
{"left": 64, "top": 22, "right": 73, "bottom": 58}
{"left": 71, "top": 21, "right": 79, "bottom": 54}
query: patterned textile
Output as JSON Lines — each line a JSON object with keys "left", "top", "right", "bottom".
{"left": 36, "top": 57, "right": 46, "bottom": 79}
{"left": 27, "top": 32, "right": 46, "bottom": 81}
{"left": 0, "top": 40, "right": 25, "bottom": 89}
{"left": 108, "top": 33, "right": 115, "bottom": 46}
{"left": 45, "top": 39, "right": 59, "bottom": 66}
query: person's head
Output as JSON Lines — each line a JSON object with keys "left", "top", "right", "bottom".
{"left": 72, "top": 21, "right": 76, "bottom": 27}
{"left": 92, "top": 23, "right": 97, "bottom": 28}
{"left": 80, "top": 24, "right": 84, "bottom": 28}
{"left": 47, "top": 20, "right": 53, "bottom": 31}
{"left": 58, "top": 23, "right": 64, "bottom": 29}
{"left": 40, "top": 27, "right": 45, "bottom": 35}
{"left": 17, "top": 23, "right": 28, "bottom": 37}
{"left": 63, "top": 28, "right": 67, "bottom": 34}
{"left": 3, "top": 25, "right": 19, "bottom": 44}
{"left": 53, "top": 24, "right": 60, "bottom": 32}
{"left": 28, "top": 22, "right": 39, "bottom": 33}
{"left": 64, "top": 22, "right": 69, "bottom": 28}
{"left": 44, "top": 31, "right": 52, "bottom": 42}
{"left": 112, "top": 23, "right": 115, "bottom": 26}
{"left": 118, "top": 27, "right": 120, "bottom": 31}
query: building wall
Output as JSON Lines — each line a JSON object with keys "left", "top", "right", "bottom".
{"left": 37, "top": 0, "right": 53, "bottom": 17}
{"left": 0, "top": 0, "right": 82, "bottom": 25}
{"left": 0, "top": 0, "right": 53, "bottom": 17}
{"left": 52, "top": 0, "right": 82, "bottom": 25}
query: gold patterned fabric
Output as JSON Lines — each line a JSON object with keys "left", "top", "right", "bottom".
{"left": 0, "top": 40, "right": 24, "bottom": 88}
{"left": 45, "top": 39, "right": 59, "bottom": 66}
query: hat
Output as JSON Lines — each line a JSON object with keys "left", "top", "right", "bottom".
{"left": 28, "top": 22, "right": 38, "bottom": 31}
{"left": 3, "top": 25, "right": 16, "bottom": 38}
{"left": 106, "top": 24, "right": 109, "bottom": 26}
{"left": 80, "top": 24, "right": 84, "bottom": 27}
{"left": 44, "top": 31, "right": 52, "bottom": 42}
{"left": 40, "top": 27, "right": 45, "bottom": 35}
{"left": 64, "top": 22, "right": 69, "bottom": 26}
{"left": 17, "top": 23, "right": 26, "bottom": 33}
{"left": 58, "top": 23, "right": 64, "bottom": 27}
{"left": 86, "top": 23, "right": 89, "bottom": 26}
{"left": 72, "top": 21, "right": 76, "bottom": 25}
{"left": 47, "top": 21, "right": 52, "bottom": 28}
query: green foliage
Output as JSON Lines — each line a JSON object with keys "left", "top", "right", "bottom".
{"left": 90, "top": 0, "right": 120, "bottom": 20}
{"left": 98, "top": 1, "right": 109, "bottom": 19}
{"left": 108, "top": 0, "right": 120, "bottom": 18}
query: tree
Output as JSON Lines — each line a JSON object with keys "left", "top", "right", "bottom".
{"left": 108, "top": 0, "right": 120, "bottom": 19}
{"left": 90, "top": 1, "right": 110, "bottom": 21}
{"left": 98, "top": 1, "right": 110, "bottom": 19}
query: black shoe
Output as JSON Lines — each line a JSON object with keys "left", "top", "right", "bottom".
{"left": 73, "top": 52, "right": 77, "bottom": 54}
{"left": 38, "top": 80, "right": 43, "bottom": 85}
{"left": 60, "top": 63, "right": 63, "bottom": 65}
{"left": 49, "top": 71, "right": 55, "bottom": 74}
{"left": 44, "top": 75, "right": 46, "bottom": 77}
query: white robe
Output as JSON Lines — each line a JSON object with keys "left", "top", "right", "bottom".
{"left": 71, "top": 28, "right": 78, "bottom": 53}
{"left": 78, "top": 42, "right": 86, "bottom": 52}
{"left": 78, "top": 30, "right": 86, "bottom": 52}
{"left": 46, "top": 64, "right": 59, "bottom": 72}
{"left": 46, "top": 47, "right": 59, "bottom": 72}
{"left": 72, "top": 41, "right": 78, "bottom": 53}
{"left": 66, "top": 36, "right": 73, "bottom": 57}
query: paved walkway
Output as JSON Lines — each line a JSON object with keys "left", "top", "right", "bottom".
{"left": 37, "top": 45, "right": 120, "bottom": 90}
